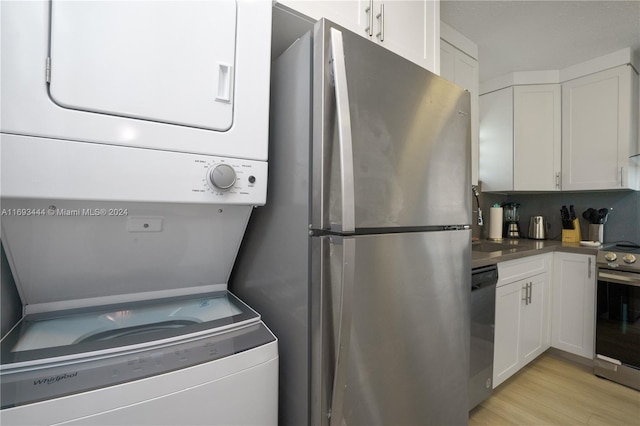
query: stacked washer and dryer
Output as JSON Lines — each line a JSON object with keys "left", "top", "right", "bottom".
{"left": 0, "top": 1, "right": 277, "bottom": 425}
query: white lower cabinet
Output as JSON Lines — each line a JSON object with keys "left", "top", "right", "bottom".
{"left": 551, "top": 252, "right": 596, "bottom": 359}
{"left": 493, "top": 254, "right": 551, "bottom": 388}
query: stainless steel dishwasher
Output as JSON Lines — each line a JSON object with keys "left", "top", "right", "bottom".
{"left": 469, "top": 264, "right": 498, "bottom": 411}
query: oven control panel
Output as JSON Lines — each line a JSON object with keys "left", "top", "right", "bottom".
{"left": 598, "top": 251, "right": 640, "bottom": 272}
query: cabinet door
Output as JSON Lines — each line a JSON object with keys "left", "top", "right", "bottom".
{"left": 439, "top": 40, "right": 456, "bottom": 80}
{"left": 440, "top": 40, "right": 479, "bottom": 185}
{"left": 479, "top": 87, "right": 514, "bottom": 192}
{"left": 513, "top": 85, "right": 561, "bottom": 191}
{"left": 277, "top": 0, "right": 364, "bottom": 36}
{"left": 375, "top": 0, "right": 438, "bottom": 73}
{"left": 493, "top": 280, "right": 523, "bottom": 388}
{"left": 520, "top": 272, "right": 551, "bottom": 366}
{"left": 552, "top": 252, "right": 596, "bottom": 359}
{"left": 562, "top": 65, "right": 636, "bottom": 190}
{"left": 279, "top": 1, "right": 439, "bottom": 72}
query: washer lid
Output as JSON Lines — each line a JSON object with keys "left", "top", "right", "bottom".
{"left": 0, "top": 291, "right": 259, "bottom": 369}
{"left": 48, "top": 0, "right": 237, "bottom": 131}
{"left": 0, "top": 198, "right": 254, "bottom": 312}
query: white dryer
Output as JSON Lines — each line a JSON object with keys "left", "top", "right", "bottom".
{"left": 0, "top": 1, "right": 277, "bottom": 424}
{"left": 1, "top": 0, "right": 271, "bottom": 160}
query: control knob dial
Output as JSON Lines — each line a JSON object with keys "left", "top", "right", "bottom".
{"left": 209, "top": 164, "right": 236, "bottom": 190}
{"left": 622, "top": 254, "right": 637, "bottom": 264}
{"left": 603, "top": 252, "right": 617, "bottom": 262}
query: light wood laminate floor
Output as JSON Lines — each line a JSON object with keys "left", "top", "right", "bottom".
{"left": 469, "top": 353, "right": 640, "bottom": 425}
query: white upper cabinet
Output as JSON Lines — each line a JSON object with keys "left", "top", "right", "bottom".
{"left": 277, "top": 1, "right": 363, "bottom": 36}
{"left": 513, "top": 85, "right": 562, "bottom": 191}
{"left": 371, "top": 1, "right": 439, "bottom": 73}
{"left": 441, "top": 39, "right": 479, "bottom": 185}
{"left": 479, "top": 87, "right": 513, "bottom": 192}
{"left": 277, "top": 0, "right": 439, "bottom": 73}
{"left": 562, "top": 65, "right": 639, "bottom": 190}
{"left": 480, "top": 84, "right": 561, "bottom": 192}
{"left": 479, "top": 84, "right": 561, "bottom": 192}
{"left": 479, "top": 49, "right": 639, "bottom": 192}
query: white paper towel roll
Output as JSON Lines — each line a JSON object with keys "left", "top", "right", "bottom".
{"left": 489, "top": 206, "right": 503, "bottom": 240}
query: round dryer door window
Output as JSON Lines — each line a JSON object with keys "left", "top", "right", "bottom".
{"left": 48, "top": 0, "right": 237, "bottom": 131}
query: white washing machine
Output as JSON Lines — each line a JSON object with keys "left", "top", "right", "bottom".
{"left": 0, "top": 293, "right": 278, "bottom": 426}
{"left": 0, "top": 1, "right": 277, "bottom": 424}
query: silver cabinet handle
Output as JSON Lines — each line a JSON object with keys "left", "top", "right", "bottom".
{"left": 376, "top": 3, "right": 385, "bottom": 42}
{"left": 329, "top": 28, "right": 356, "bottom": 233}
{"left": 522, "top": 282, "right": 532, "bottom": 305}
{"left": 588, "top": 257, "right": 592, "bottom": 279}
{"left": 620, "top": 166, "right": 625, "bottom": 187}
{"left": 364, "top": 0, "right": 373, "bottom": 36}
{"left": 555, "top": 172, "right": 561, "bottom": 189}
{"left": 528, "top": 282, "right": 532, "bottom": 304}
{"left": 329, "top": 237, "right": 356, "bottom": 426}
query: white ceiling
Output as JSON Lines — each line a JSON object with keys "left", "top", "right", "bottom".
{"left": 440, "top": 0, "right": 640, "bottom": 83}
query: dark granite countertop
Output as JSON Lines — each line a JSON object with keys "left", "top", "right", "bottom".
{"left": 471, "top": 239, "right": 601, "bottom": 269}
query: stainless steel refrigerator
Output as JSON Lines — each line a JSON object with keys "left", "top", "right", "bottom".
{"left": 232, "top": 18, "right": 471, "bottom": 426}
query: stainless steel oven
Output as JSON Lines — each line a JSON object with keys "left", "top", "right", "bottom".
{"left": 594, "top": 245, "right": 640, "bottom": 391}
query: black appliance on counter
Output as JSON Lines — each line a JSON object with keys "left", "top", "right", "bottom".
{"left": 594, "top": 243, "right": 640, "bottom": 391}
{"left": 503, "top": 203, "right": 522, "bottom": 238}
{"left": 470, "top": 265, "right": 498, "bottom": 410}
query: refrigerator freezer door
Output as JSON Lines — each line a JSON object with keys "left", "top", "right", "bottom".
{"left": 312, "top": 20, "right": 471, "bottom": 231}
{"left": 313, "top": 230, "right": 471, "bottom": 425}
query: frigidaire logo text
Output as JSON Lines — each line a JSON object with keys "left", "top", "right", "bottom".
{"left": 33, "top": 371, "right": 78, "bottom": 386}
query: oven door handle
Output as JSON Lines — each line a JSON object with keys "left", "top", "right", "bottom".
{"left": 598, "top": 270, "right": 640, "bottom": 287}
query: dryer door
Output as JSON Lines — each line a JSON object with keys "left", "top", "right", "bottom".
{"left": 49, "top": 0, "right": 236, "bottom": 131}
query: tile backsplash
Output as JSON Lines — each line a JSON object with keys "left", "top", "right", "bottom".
{"left": 473, "top": 187, "right": 640, "bottom": 245}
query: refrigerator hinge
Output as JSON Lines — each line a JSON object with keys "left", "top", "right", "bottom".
{"left": 45, "top": 56, "right": 51, "bottom": 83}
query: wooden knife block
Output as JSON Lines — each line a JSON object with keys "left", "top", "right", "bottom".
{"left": 561, "top": 219, "right": 582, "bottom": 243}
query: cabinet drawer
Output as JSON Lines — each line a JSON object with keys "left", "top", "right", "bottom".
{"left": 497, "top": 254, "right": 551, "bottom": 287}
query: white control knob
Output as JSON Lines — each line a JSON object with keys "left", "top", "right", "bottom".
{"left": 604, "top": 252, "right": 617, "bottom": 262}
{"left": 622, "top": 254, "right": 637, "bottom": 264}
{"left": 209, "top": 164, "right": 236, "bottom": 190}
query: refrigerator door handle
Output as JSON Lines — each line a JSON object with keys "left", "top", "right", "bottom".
{"left": 329, "top": 237, "right": 356, "bottom": 425}
{"left": 329, "top": 28, "right": 356, "bottom": 233}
